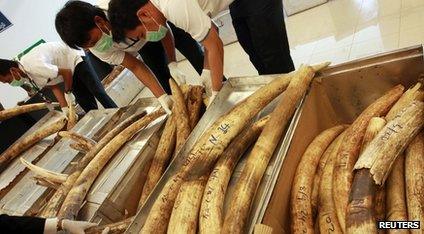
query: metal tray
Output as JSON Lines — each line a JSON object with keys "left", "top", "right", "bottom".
{"left": 0, "top": 111, "right": 64, "bottom": 192}
{"left": 261, "top": 45, "right": 424, "bottom": 233}
{"left": 126, "top": 73, "right": 305, "bottom": 233}
{"left": 78, "top": 98, "right": 166, "bottom": 223}
{"left": 0, "top": 109, "right": 118, "bottom": 215}
{"left": 102, "top": 68, "right": 145, "bottom": 107}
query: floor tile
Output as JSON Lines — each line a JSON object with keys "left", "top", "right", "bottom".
{"left": 309, "top": 46, "right": 351, "bottom": 65}
{"left": 223, "top": 43, "right": 258, "bottom": 78}
{"left": 312, "top": 34, "right": 354, "bottom": 54}
{"left": 324, "top": 0, "right": 362, "bottom": 26}
{"left": 399, "top": 25, "right": 424, "bottom": 47}
{"left": 400, "top": 6, "right": 424, "bottom": 30}
{"left": 349, "top": 33, "right": 399, "bottom": 59}
{"left": 290, "top": 41, "right": 317, "bottom": 59}
{"left": 357, "top": 0, "right": 401, "bottom": 23}
{"left": 353, "top": 14, "right": 400, "bottom": 43}
{"left": 401, "top": 0, "right": 424, "bottom": 10}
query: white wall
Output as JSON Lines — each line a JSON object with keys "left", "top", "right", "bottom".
{"left": 0, "top": 0, "right": 96, "bottom": 108}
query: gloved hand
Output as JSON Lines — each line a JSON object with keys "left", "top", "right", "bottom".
{"left": 64, "top": 92, "right": 76, "bottom": 106}
{"left": 61, "top": 107, "right": 78, "bottom": 120}
{"left": 158, "top": 94, "right": 172, "bottom": 115}
{"left": 200, "top": 69, "right": 212, "bottom": 97}
{"left": 61, "top": 219, "right": 97, "bottom": 234}
{"left": 208, "top": 91, "right": 218, "bottom": 107}
{"left": 101, "top": 227, "right": 110, "bottom": 234}
{"left": 61, "top": 107, "right": 69, "bottom": 116}
{"left": 168, "top": 62, "right": 186, "bottom": 85}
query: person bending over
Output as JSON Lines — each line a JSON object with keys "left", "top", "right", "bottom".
{"left": 0, "top": 42, "right": 117, "bottom": 114}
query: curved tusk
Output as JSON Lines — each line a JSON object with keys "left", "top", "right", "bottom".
{"left": 20, "top": 158, "right": 68, "bottom": 184}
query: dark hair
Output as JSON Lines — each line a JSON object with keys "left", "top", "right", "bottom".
{"left": 0, "top": 59, "right": 18, "bottom": 76}
{"left": 108, "top": 0, "right": 148, "bottom": 42}
{"left": 55, "top": 1, "right": 107, "bottom": 49}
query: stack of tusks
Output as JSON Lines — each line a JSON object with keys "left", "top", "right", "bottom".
{"left": 11, "top": 62, "right": 329, "bottom": 233}
{"left": 290, "top": 80, "right": 424, "bottom": 234}
{"left": 140, "top": 63, "right": 329, "bottom": 234}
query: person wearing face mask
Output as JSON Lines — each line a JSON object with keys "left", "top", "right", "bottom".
{"left": 0, "top": 42, "right": 117, "bottom": 114}
{"left": 108, "top": 0, "right": 295, "bottom": 105}
{"left": 55, "top": 1, "right": 206, "bottom": 114}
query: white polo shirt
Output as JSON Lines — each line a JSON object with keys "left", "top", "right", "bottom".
{"left": 151, "top": 0, "right": 234, "bottom": 41}
{"left": 91, "top": 0, "right": 147, "bottom": 65}
{"left": 19, "top": 42, "right": 83, "bottom": 89}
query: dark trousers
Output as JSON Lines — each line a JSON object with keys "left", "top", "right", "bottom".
{"left": 0, "top": 214, "right": 45, "bottom": 234}
{"left": 229, "top": 0, "right": 295, "bottom": 74}
{"left": 83, "top": 51, "right": 113, "bottom": 80}
{"left": 139, "top": 22, "right": 204, "bottom": 94}
{"left": 72, "top": 61, "right": 118, "bottom": 112}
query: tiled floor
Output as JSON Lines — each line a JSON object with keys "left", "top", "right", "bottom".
{"left": 179, "top": 0, "right": 424, "bottom": 84}
{"left": 288, "top": 0, "right": 424, "bottom": 67}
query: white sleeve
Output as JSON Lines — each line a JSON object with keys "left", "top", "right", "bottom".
{"left": 165, "top": 0, "right": 212, "bottom": 42}
{"left": 89, "top": 48, "right": 126, "bottom": 65}
{"left": 97, "top": 0, "right": 110, "bottom": 10}
{"left": 43, "top": 218, "right": 58, "bottom": 234}
{"left": 28, "top": 56, "right": 59, "bottom": 79}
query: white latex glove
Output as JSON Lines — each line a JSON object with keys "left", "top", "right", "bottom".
{"left": 101, "top": 227, "right": 110, "bottom": 234}
{"left": 168, "top": 62, "right": 186, "bottom": 85}
{"left": 61, "top": 107, "right": 69, "bottom": 116}
{"left": 200, "top": 69, "right": 212, "bottom": 97}
{"left": 208, "top": 91, "right": 218, "bottom": 107}
{"left": 61, "top": 107, "right": 78, "bottom": 121}
{"left": 158, "top": 94, "right": 172, "bottom": 115}
{"left": 64, "top": 92, "right": 76, "bottom": 106}
{"left": 62, "top": 219, "right": 97, "bottom": 234}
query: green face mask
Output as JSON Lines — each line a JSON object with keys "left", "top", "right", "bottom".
{"left": 10, "top": 71, "right": 25, "bottom": 87}
{"left": 145, "top": 25, "right": 168, "bottom": 42}
{"left": 143, "top": 16, "right": 168, "bottom": 42}
{"left": 93, "top": 31, "right": 114, "bottom": 52}
{"left": 10, "top": 78, "right": 25, "bottom": 87}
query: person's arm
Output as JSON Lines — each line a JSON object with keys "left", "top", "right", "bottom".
{"left": 161, "top": 0, "right": 223, "bottom": 90}
{"left": 160, "top": 24, "right": 188, "bottom": 85}
{"left": 201, "top": 25, "right": 224, "bottom": 92}
{"left": 49, "top": 85, "right": 67, "bottom": 107}
{"left": 57, "top": 68, "right": 73, "bottom": 93}
{"left": 121, "top": 52, "right": 166, "bottom": 98}
{"left": 161, "top": 23, "right": 177, "bottom": 63}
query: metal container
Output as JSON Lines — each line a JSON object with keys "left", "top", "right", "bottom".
{"left": 78, "top": 98, "right": 166, "bottom": 223}
{"left": 0, "top": 111, "right": 64, "bottom": 192}
{"left": 261, "top": 45, "right": 424, "bottom": 233}
{"left": 0, "top": 97, "right": 166, "bottom": 217}
{"left": 126, "top": 73, "right": 305, "bottom": 233}
{"left": 103, "top": 68, "right": 145, "bottom": 107}
{"left": 0, "top": 109, "right": 117, "bottom": 215}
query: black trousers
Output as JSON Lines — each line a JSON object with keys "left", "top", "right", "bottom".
{"left": 229, "top": 0, "right": 295, "bottom": 74}
{"left": 0, "top": 214, "right": 45, "bottom": 234}
{"left": 72, "top": 61, "right": 118, "bottom": 112}
{"left": 83, "top": 51, "right": 113, "bottom": 80}
{"left": 139, "top": 22, "right": 204, "bottom": 94}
